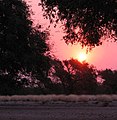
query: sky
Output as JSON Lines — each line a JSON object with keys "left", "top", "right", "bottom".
{"left": 25, "top": 0, "right": 117, "bottom": 70}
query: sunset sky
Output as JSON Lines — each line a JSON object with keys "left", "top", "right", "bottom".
{"left": 26, "top": 0, "right": 117, "bottom": 70}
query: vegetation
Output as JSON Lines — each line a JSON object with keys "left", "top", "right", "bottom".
{"left": 51, "top": 59, "right": 97, "bottom": 94}
{"left": 0, "top": 0, "right": 51, "bottom": 95}
{"left": 0, "top": 95, "right": 117, "bottom": 103}
{"left": 0, "top": 0, "right": 117, "bottom": 95}
{"left": 40, "top": 0, "right": 117, "bottom": 48}
{"left": 98, "top": 69, "right": 117, "bottom": 94}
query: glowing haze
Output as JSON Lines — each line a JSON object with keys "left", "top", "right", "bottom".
{"left": 26, "top": 0, "right": 117, "bottom": 70}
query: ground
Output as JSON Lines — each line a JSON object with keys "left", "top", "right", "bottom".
{"left": 0, "top": 101, "right": 117, "bottom": 120}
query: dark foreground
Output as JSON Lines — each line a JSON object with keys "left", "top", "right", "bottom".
{"left": 0, "top": 102, "right": 117, "bottom": 120}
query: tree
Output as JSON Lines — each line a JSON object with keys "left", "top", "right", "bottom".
{"left": 51, "top": 59, "right": 97, "bottom": 94}
{"left": 64, "top": 59, "right": 98, "bottom": 94}
{"left": 99, "top": 69, "right": 117, "bottom": 94}
{"left": 0, "top": 0, "right": 51, "bottom": 94}
{"left": 40, "top": 0, "right": 117, "bottom": 48}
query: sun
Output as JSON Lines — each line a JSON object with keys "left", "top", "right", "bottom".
{"left": 78, "top": 52, "right": 87, "bottom": 62}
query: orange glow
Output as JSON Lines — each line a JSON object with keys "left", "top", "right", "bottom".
{"left": 78, "top": 52, "right": 87, "bottom": 62}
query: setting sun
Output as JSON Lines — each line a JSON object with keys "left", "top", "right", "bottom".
{"left": 78, "top": 52, "right": 87, "bottom": 62}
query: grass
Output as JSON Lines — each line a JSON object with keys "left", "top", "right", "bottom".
{"left": 0, "top": 95, "right": 116, "bottom": 103}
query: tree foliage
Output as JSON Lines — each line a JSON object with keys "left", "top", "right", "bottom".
{"left": 0, "top": 0, "right": 51, "bottom": 94}
{"left": 40, "top": 0, "right": 117, "bottom": 48}
{"left": 99, "top": 69, "right": 117, "bottom": 94}
{"left": 52, "top": 59, "right": 97, "bottom": 94}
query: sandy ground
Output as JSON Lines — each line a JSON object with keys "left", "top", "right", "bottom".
{"left": 0, "top": 102, "right": 117, "bottom": 120}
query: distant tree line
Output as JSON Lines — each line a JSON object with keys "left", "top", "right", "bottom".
{"left": 47, "top": 59, "right": 117, "bottom": 95}
{"left": 0, "top": 0, "right": 117, "bottom": 95}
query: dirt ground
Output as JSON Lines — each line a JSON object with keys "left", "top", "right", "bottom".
{"left": 0, "top": 102, "right": 117, "bottom": 120}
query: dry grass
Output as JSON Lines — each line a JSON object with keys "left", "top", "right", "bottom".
{"left": 0, "top": 95, "right": 116, "bottom": 102}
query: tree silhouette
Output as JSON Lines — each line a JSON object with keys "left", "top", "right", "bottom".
{"left": 99, "top": 69, "right": 117, "bottom": 94}
{"left": 40, "top": 0, "right": 117, "bottom": 48}
{"left": 52, "top": 59, "right": 97, "bottom": 94}
{"left": 0, "top": 0, "right": 51, "bottom": 94}
{"left": 64, "top": 59, "right": 97, "bottom": 94}
{"left": 48, "top": 59, "right": 69, "bottom": 94}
